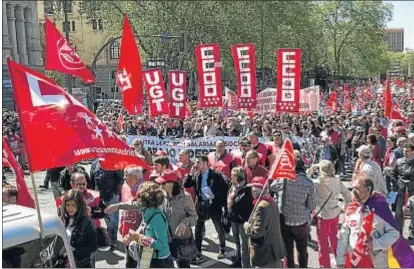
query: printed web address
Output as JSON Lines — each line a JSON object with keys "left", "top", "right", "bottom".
{"left": 73, "top": 147, "right": 136, "bottom": 156}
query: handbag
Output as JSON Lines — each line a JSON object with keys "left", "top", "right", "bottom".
{"left": 167, "top": 225, "right": 197, "bottom": 261}
{"left": 310, "top": 192, "right": 333, "bottom": 226}
{"left": 96, "top": 226, "right": 109, "bottom": 248}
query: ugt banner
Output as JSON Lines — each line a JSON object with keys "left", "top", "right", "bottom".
{"left": 276, "top": 48, "right": 301, "bottom": 112}
{"left": 143, "top": 69, "right": 169, "bottom": 117}
{"left": 168, "top": 71, "right": 187, "bottom": 119}
{"left": 231, "top": 44, "right": 257, "bottom": 109}
{"left": 195, "top": 43, "right": 222, "bottom": 108}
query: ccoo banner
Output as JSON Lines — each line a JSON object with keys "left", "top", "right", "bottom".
{"left": 143, "top": 69, "right": 169, "bottom": 117}
{"left": 276, "top": 48, "right": 301, "bottom": 113}
{"left": 195, "top": 43, "right": 222, "bottom": 108}
{"left": 168, "top": 71, "right": 187, "bottom": 119}
{"left": 231, "top": 44, "right": 257, "bottom": 109}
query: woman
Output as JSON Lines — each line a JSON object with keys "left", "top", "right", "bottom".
{"left": 307, "top": 160, "right": 351, "bottom": 268}
{"left": 227, "top": 167, "right": 253, "bottom": 268}
{"left": 155, "top": 170, "right": 198, "bottom": 267}
{"left": 60, "top": 189, "right": 97, "bottom": 268}
{"left": 106, "top": 182, "right": 173, "bottom": 268}
{"left": 367, "top": 133, "right": 382, "bottom": 167}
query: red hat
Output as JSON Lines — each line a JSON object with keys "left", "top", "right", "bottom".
{"left": 247, "top": 177, "right": 268, "bottom": 189}
{"left": 155, "top": 150, "right": 167, "bottom": 157}
{"left": 155, "top": 170, "right": 180, "bottom": 184}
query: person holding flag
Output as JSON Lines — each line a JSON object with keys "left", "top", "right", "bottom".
{"left": 336, "top": 174, "right": 413, "bottom": 268}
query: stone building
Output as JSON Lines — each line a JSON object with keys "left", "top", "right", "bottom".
{"left": 37, "top": 0, "right": 121, "bottom": 99}
{"left": 2, "top": 1, "right": 44, "bottom": 109}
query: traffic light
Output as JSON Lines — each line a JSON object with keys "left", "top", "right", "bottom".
{"left": 178, "top": 31, "right": 188, "bottom": 53}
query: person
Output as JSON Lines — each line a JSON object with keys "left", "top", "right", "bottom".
{"left": 59, "top": 164, "right": 92, "bottom": 194}
{"left": 132, "top": 138, "right": 153, "bottom": 166}
{"left": 391, "top": 142, "right": 414, "bottom": 237}
{"left": 175, "top": 149, "right": 196, "bottom": 202}
{"left": 354, "top": 145, "right": 387, "bottom": 197}
{"left": 90, "top": 159, "right": 124, "bottom": 249}
{"left": 367, "top": 133, "right": 383, "bottom": 166}
{"left": 40, "top": 166, "right": 66, "bottom": 199}
{"left": 308, "top": 160, "right": 351, "bottom": 268}
{"left": 184, "top": 155, "right": 229, "bottom": 263}
{"left": 336, "top": 175, "right": 401, "bottom": 268}
{"left": 151, "top": 156, "right": 170, "bottom": 181}
{"left": 244, "top": 150, "right": 268, "bottom": 183}
{"left": 227, "top": 167, "right": 253, "bottom": 268}
{"left": 158, "top": 121, "right": 173, "bottom": 138}
{"left": 3, "top": 184, "right": 18, "bottom": 204}
{"left": 129, "top": 182, "right": 174, "bottom": 268}
{"left": 244, "top": 177, "right": 286, "bottom": 268}
{"left": 315, "top": 136, "right": 338, "bottom": 164}
{"left": 60, "top": 189, "right": 98, "bottom": 268}
{"left": 248, "top": 132, "right": 268, "bottom": 166}
{"left": 267, "top": 130, "right": 284, "bottom": 168}
{"left": 208, "top": 139, "right": 236, "bottom": 179}
{"left": 120, "top": 167, "right": 145, "bottom": 268}
{"left": 155, "top": 170, "right": 198, "bottom": 268}
{"left": 270, "top": 156, "right": 315, "bottom": 268}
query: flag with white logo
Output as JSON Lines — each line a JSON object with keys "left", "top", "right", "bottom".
{"left": 7, "top": 58, "right": 150, "bottom": 172}
{"left": 143, "top": 69, "right": 169, "bottom": 117}
{"left": 168, "top": 71, "right": 187, "bottom": 119}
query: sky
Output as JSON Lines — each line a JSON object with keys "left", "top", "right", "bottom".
{"left": 386, "top": 1, "right": 414, "bottom": 50}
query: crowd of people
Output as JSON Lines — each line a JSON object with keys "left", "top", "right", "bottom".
{"left": 3, "top": 82, "right": 414, "bottom": 268}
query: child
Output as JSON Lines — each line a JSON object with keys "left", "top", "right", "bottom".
{"left": 60, "top": 189, "right": 98, "bottom": 268}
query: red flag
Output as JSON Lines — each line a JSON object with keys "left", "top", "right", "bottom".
{"left": 225, "top": 87, "right": 238, "bottom": 110}
{"left": 384, "top": 79, "right": 392, "bottom": 118}
{"left": 45, "top": 17, "right": 95, "bottom": 84}
{"left": 276, "top": 49, "right": 301, "bottom": 113}
{"left": 7, "top": 58, "right": 151, "bottom": 172}
{"left": 231, "top": 44, "right": 257, "bottom": 109}
{"left": 391, "top": 106, "right": 408, "bottom": 125}
{"left": 343, "top": 83, "right": 352, "bottom": 112}
{"left": 2, "top": 138, "right": 35, "bottom": 208}
{"left": 117, "top": 15, "right": 143, "bottom": 115}
{"left": 269, "top": 139, "right": 296, "bottom": 181}
{"left": 185, "top": 101, "right": 192, "bottom": 117}
{"left": 168, "top": 71, "right": 187, "bottom": 119}
{"left": 195, "top": 43, "right": 223, "bottom": 108}
{"left": 346, "top": 210, "right": 375, "bottom": 268}
{"left": 327, "top": 91, "right": 338, "bottom": 113}
{"left": 143, "top": 69, "right": 169, "bottom": 117}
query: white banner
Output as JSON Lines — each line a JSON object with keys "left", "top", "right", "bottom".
{"left": 299, "top": 85, "right": 320, "bottom": 113}
{"left": 127, "top": 135, "right": 244, "bottom": 164}
{"left": 254, "top": 88, "right": 277, "bottom": 114}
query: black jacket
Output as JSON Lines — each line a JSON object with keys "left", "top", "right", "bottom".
{"left": 59, "top": 166, "right": 93, "bottom": 192}
{"left": 184, "top": 169, "right": 228, "bottom": 217}
{"left": 228, "top": 183, "right": 253, "bottom": 223}
{"left": 66, "top": 216, "right": 98, "bottom": 267}
{"left": 392, "top": 157, "right": 414, "bottom": 195}
{"left": 90, "top": 160, "right": 124, "bottom": 202}
{"left": 46, "top": 166, "right": 65, "bottom": 183}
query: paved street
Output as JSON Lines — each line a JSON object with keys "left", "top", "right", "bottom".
{"left": 4, "top": 162, "right": 413, "bottom": 268}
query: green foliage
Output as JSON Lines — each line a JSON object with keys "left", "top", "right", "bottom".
{"left": 77, "top": 0, "right": 393, "bottom": 79}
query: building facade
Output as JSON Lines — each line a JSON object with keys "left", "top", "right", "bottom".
{"left": 2, "top": 1, "right": 44, "bottom": 109}
{"left": 384, "top": 28, "right": 404, "bottom": 52}
{"left": 37, "top": 0, "right": 121, "bottom": 99}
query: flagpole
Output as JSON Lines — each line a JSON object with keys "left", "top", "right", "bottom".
{"left": 30, "top": 172, "right": 45, "bottom": 239}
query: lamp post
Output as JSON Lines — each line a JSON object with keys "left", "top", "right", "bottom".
{"left": 63, "top": 0, "right": 73, "bottom": 94}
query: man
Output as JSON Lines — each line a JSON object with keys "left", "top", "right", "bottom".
{"left": 119, "top": 167, "right": 144, "bottom": 268}
{"left": 244, "top": 177, "right": 286, "bottom": 268}
{"left": 337, "top": 175, "right": 402, "bottom": 268}
{"left": 234, "top": 137, "right": 266, "bottom": 167}
{"left": 59, "top": 164, "right": 92, "bottom": 194}
{"left": 157, "top": 120, "right": 173, "bottom": 138}
{"left": 248, "top": 132, "right": 268, "bottom": 163}
{"left": 270, "top": 156, "right": 315, "bottom": 268}
{"left": 90, "top": 159, "right": 124, "bottom": 249}
{"left": 184, "top": 155, "right": 229, "bottom": 263}
{"left": 326, "top": 122, "right": 342, "bottom": 172}
{"left": 334, "top": 117, "right": 347, "bottom": 175}
{"left": 267, "top": 130, "right": 284, "bottom": 168}
{"left": 151, "top": 156, "right": 170, "bottom": 181}
{"left": 132, "top": 138, "right": 153, "bottom": 166}
{"left": 176, "top": 149, "right": 196, "bottom": 202}
{"left": 39, "top": 166, "right": 65, "bottom": 199}
{"left": 315, "top": 136, "right": 338, "bottom": 164}
{"left": 355, "top": 145, "right": 387, "bottom": 197}
{"left": 170, "top": 119, "right": 183, "bottom": 138}
{"left": 208, "top": 140, "right": 236, "bottom": 179}
{"left": 391, "top": 142, "right": 414, "bottom": 237}
{"left": 245, "top": 150, "right": 268, "bottom": 183}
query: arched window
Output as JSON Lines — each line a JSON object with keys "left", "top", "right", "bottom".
{"left": 72, "top": 21, "right": 75, "bottom": 31}
{"left": 110, "top": 41, "right": 120, "bottom": 59}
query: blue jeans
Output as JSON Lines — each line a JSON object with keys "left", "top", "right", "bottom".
{"left": 231, "top": 221, "right": 250, "bottom": 268}
{"left": 104, "top": 194, "right": 120, "bottom": 245}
